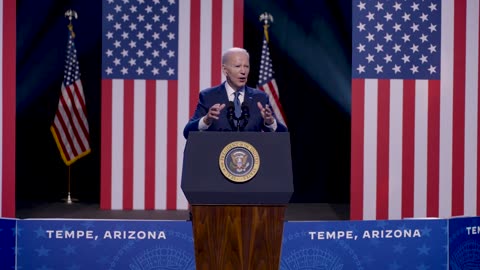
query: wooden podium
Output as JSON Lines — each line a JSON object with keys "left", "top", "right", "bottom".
{"left": 181, "top": 132, "right": 293, "bottom": 270}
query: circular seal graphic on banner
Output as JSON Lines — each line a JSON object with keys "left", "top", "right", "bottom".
{"left": 219, "top": 141, "right": 260, "bottom": 183}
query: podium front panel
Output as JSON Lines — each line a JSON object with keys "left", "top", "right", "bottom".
{"left": 181, "top": 132, "right": 293, "bottom": 204}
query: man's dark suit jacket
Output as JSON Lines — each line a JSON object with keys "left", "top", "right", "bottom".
{"left": 183, "top": 82, "right": 288, "bottom": 139}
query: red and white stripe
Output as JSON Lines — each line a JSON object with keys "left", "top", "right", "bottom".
{"left": 100, "top": 0, "right": 244, "bottom": 210}
{"left": 351, "top": 0, "right": 480, "bottom": 220}
{"left": 0, "top": 0, "right": 16, "bottom": 218}
{"left": 51, "top": 79, "right": 91, "bottom": 165}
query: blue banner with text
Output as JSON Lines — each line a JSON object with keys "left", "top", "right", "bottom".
{"left": 16, "top": 219, "right": 195, "bottom": 269}
{"left": 280, "top": 219, "right": 447, "bottom": 270}
{"left": 449, "top": 216, "right": 480, "bottom": 269}
{"left": 5, "top": 217, "right": 475, "bottom": 269}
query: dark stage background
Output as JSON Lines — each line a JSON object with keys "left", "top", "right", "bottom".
{"left": 16, "top": 0, "right": 351, "bottom": 206}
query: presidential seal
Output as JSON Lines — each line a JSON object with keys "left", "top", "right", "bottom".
{"left": 219, "top": 141, "right": 260, "bottom": 183}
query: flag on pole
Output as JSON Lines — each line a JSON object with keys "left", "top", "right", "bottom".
{"left": 0, "top": 0, "right": 16, "bottom": 218}
{"left": 100, "top": 0, "right": 244, "bottom": 210}
{"left": 51, "top": 24, "right": 91, "bottom": 166}
{"left": 257, "top": 14, "right": 287, "bottom": 125}
{"left": 351, "top": 0, "right": 480, "bottom": 220}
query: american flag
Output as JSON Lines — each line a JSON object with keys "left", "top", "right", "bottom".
{"left": 0, "top": 0, "right": 16, "bottom": 218}
{"left": 100, "top": 0, "right": 244, "bottom": 210}
{"left": 51, "top": 27, "right": 91, "bottom": 166}
{"left": 257, "top": 25, "right": 286, "bottom": 125}
{"left": 351, "top": 0, "right": 480, "bottom": 220}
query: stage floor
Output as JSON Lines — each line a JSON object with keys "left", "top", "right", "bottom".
{"left": 16, "top": 202, "right": 350, "bottom": 221}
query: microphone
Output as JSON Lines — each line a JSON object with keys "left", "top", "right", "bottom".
{"left": 240, "top": 101, "right": 250, "bottom": 130}
{"left": 226, "top": 101, "right": 236, "bottom": 130}
{"left": 241, "top": 102, "right": 250, "bottom": 119}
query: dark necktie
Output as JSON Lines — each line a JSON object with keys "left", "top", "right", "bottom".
{"left": 234, "top": 91, "right": 241, "bottom": 118}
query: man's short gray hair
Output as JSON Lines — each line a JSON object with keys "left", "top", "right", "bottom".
{"left": 221, "top": 47, "right": 249, "bottom": 64}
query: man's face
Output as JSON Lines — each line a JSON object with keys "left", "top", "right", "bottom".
{"left": 223, "top": 52, "right": 250, "bottom": 91}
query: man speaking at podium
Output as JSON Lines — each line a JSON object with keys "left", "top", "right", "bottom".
{"left": 183, "top": 47, "right": 287, "bottom": 139}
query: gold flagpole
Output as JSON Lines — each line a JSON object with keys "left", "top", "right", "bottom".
{"left": 259, "top": 12, "right": 274, "bottom": 41}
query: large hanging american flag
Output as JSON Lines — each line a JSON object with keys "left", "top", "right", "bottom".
{"left": 0, "top": 0, "right": 16, "bottom": 218}
{"left": 51, "top": 25, "right": 91, "bottom": 166}
{"left": 100, "top": 0, "right": 244, "bottom": 210}
{"left": 351, "top": 0, "right": 480, "bottom": 220}
{"left": 257, "top": 19, "right": 286, "bottom": 125}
